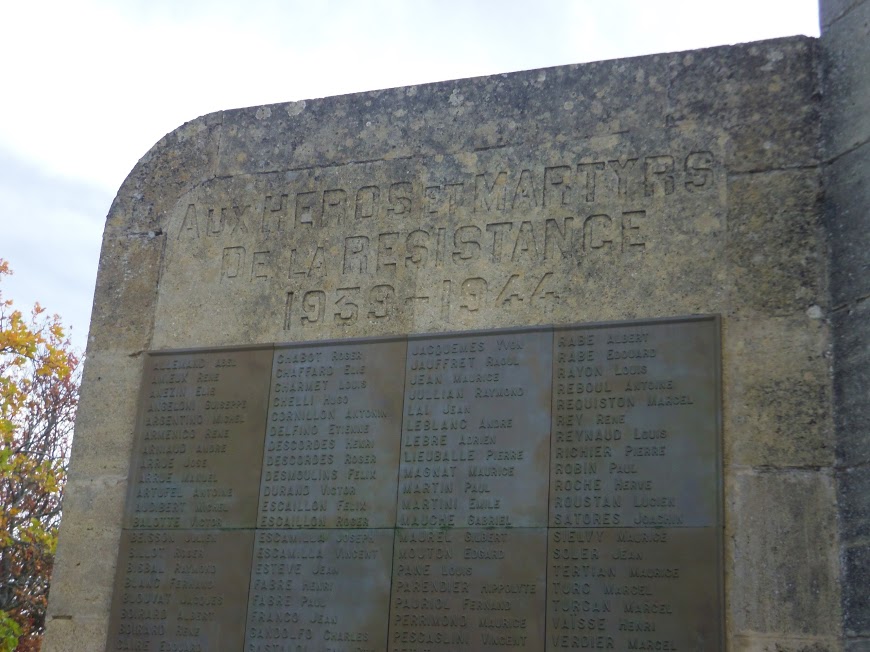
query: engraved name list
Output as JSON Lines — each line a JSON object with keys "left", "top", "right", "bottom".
{"left": 108, "top": 316, "right": 722, "bottom": 652}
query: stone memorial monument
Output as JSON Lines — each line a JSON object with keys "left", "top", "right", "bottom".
{"left": 42, "top": 0, "right": 869, "bottom": 650}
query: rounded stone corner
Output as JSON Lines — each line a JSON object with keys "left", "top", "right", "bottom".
{"left": 90, "top": 109, "right": 230, "bottom": 355}
{"left": 106, "top": 109, "right": 226, "bottom": 236}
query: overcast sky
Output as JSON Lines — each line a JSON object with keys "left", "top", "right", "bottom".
{"left": 0, "top": 0, "right": 820, "bottom": 352}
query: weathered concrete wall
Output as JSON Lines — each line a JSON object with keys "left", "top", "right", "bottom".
{"left": 820, "top": 1, "right": 870, "bottom": 650}
{"left": 43, "top": 36, "right": 841, "bottom": 651}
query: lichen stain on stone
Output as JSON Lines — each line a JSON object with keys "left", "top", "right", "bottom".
{"left": 761, "top": 49, "right": 786, "bottom": 71}
{"left": 693, "top": 210, "right": 722, "bottom": 235}
{"left": 286, "top": 100, "right": 306, "bottom": 117}
{"left": 454, "top": 151, "right": 478, "bottom": 170}
{"left": 806, "top": 305, "right": 824, "bottom": 320}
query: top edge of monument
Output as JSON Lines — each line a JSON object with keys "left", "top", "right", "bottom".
{"left": 209, "top": 34, "right": 818, "bottom": 120}
{"left": 110, "top": 34, "right": 815, "bottom": 205}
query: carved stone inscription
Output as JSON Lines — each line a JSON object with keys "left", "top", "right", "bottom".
{"left": 154, "top": 134, "right": 726, "bottom": 347}
{"left": 108, "top": 316, "right": 722, "bottom": 652}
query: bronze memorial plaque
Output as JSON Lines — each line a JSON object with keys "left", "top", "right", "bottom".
{"left": 245, "top": 529, "right": 395, "bottom": 651}
{"left": 547, "top": 318, "right": 722, "bottom": 652}
{"left": 389, "top": 527, "right": 548, "bottom": 650}
{"left": 398, "top": 329, "right": 552, "bottom": 529}
{"left": 107, "top": 316, "right": 723, "bottom": 652}
{"left": 259, "top": 339, "right": 407, "bottom": 529}
{"left": 124, "top": 348, "right": 272, "bottom": 530}
{"left": 550, "top": 319, "right": 720, "bottom": 529}
{"left": 106, "top": 529, "right": 255, "bottom": 652}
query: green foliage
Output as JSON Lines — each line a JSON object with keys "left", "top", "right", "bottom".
{"left": 0, "top": 260, "right": 81, "bottom": 651}
{"left": 0, "top": 612, "right": 21, "bottom": 652}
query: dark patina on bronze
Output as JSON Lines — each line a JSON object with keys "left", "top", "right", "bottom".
{"left": 107, "top": 316, "right": 723, "bottom": 652}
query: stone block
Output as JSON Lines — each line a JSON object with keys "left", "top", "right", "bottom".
{"left": 844, "top": 543, "right": 870, "bottom": 636}
{"left": 216, "top": 56, "right": 669, "bottom": 176}
{"left": 832, "top": 298, "right": 870, "bottom": 467}
{"left": 838, "top": 465, "right": 870, "bottom": 542}
{"left": 821, "top": 0, "right": 866, "bottom": 28}
{"left": 107, "top": 113, "right": 222, "bottom": 237}
{"left": 668, "top": 38, "right": 820, "bottom": 172}
{"left": 87, "top": 233, "right": 164, "bottom": 353}
{"left": 726, "top": 169, "right": 826, "bottom": 318}
{"left": 67, "top": 352, "right": 142, "bottom": 479}
{"left": 42, "top": 617, "right": 108, "bottom": 652}
{"left": 150, "top": 126, "right": 733, "bottom": 348}
{"left": 723, "top": 316, "right": 833, "bottom": 468}
{"left": 821, "top": 0, "right": 870, "bottom": 156}
{"left": 846, "top": 637, "right": 870, "bottom": 652}
{"left": 825, "top": 142, "right": 870, "bottom": 307}
{"left": 728, "top": 470, "right": 840, "bottom": 636}
{"left": 732, "top": 635, "right": 839, "bottom": 652}
{"left": 47, "top": 476, "right": 126, "bottom": 619}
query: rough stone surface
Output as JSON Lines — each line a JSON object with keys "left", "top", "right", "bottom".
{"left": 667, "top": 38, "right": 820, "bottom": 173}
{"left": 843, "top": 544, "right": 870, "bottom": 636}
{"left": 86, "top": 235, "right": 163, "bottom": 353}
{"left": 846, "top": 639, "right": 870, "bottom": 652}
{"left": 44, "top": 34, "right": 847, "bottom": 652}
{"left": 822, "top": 0, "right": 865, "bottom": 27}
{"left": 833, "top": 292, "right": 870, "bottom": 470}
{"left": 728, "top": 470, "right": 840, "bottom": 636}
{"left": 45, "top": 476, "right": 126, "bottom": 618}
{"left": 216, "top": 57, "right": 670, "bottom": 176}
{"left": 723, "top": 316, "right": 832, "bottom": 468}
{"left": 40, "top": 619, "right": 109, "bottom": 652}
{"left": 725, "top": 169, "right": 826, "bottom": 318}
{"left": 826, "top": 143, "right": 870, "bottom": 307}
{"left": 65, "top": 353, "right": 142, "bottom": 479}
{"left": 838, "top": 465, "right": 870, "bottom": 542}
{"left": 732, "top": 636, "right": 840, "bottom": 652}
{"left": 821, "top": 1, "right": 870, "bottom": 156}
{"left": 821, "top": 3, "right": 870, "bottom": 647}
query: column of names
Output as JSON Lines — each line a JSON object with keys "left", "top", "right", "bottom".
{"left": 547, "top": 320, "right": 721, "bottom": 652}
{"left": 106, "top": 317, "right": 722, "bottom": 652}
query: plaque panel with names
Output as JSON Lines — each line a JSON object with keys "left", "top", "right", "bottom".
{"left": 124, "top": 348, "right": 272, "bottom": 530}
{"left": 106, "top": 316, "right": 722, "bottom": 652}
{"left": 398, "top": 329, "right": 552, "bottom": 529}
{"left": 258, "top": 339, "right": 407, "bottom": 529}
{"left": 550, "top": 319, "right": 720, "bottom": 529}
{"left": 106, "top": 530, "right": 254, "bottom": 652}
{"left": 389, "top": 528, "right": 547, "bottom": 650}
{"left": 244, "top": 529, "right": 394, "bottom": 651}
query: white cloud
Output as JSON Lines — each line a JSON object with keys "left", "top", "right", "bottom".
{"left": 0, "top": 0, "right": 820, "bottom": 349}
{"left": 0, "top": 147, "right": 108, "bottom": 349}
{"left": 0, "top": 0, "right": 819, "bottom": 185}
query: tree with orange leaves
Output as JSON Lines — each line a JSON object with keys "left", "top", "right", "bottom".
{"left": 0, "top": 260, "right": 80, "bottom": 652}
